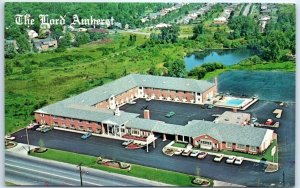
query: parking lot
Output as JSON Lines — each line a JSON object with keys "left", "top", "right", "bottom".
{"left": 12, "top": 118, "right": 294, "bottom": 187}
{"left": 120, "top": 98, "right": 228, "bottom": 125}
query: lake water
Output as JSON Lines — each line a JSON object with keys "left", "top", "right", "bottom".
{"left": 184, "top": 49, "right": 257, "bottom": 71}
{"left": 217, "top": 70, "right": 295, "bottom": 102}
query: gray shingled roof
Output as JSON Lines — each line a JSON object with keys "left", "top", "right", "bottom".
{"left": 133, "top": 74, "right": 215, "bottom": 94}
{"left": 36, "top": 103, "right": 138, "bottom": 125}
{"left": 42, "top": 74, "right": 215, "bottom": 107}
{"left": 179, "top": 120, "right": 268, "bottom": 147}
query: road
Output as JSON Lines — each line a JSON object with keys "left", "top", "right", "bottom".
{"left": 5, "top": 152, "right": 168, "bottom": 186}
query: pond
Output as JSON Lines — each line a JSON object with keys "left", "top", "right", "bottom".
{"left": 184, "top": 49, "right": 258, "bottom": 71}
{"left": 217, "top": 70, "right": 295, "bottom": 102}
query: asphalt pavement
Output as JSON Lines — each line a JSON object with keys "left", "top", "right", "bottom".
{"left": 5, "top": 152, "right": 168, "bottom": 186}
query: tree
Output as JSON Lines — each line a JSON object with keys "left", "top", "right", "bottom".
{"left": 16, "top": 35, "right": 31, "bottom": 53}
{"left": 75, "top": 32, "right": 90, "bottom": 46}
{"left": 192, "top": 24, "right": 204, "bottom": 39}
{"left": 166, "top": 60, "right": 186, "bottom": 78}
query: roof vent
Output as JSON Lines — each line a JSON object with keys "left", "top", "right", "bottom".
{"left": 163, "top": 81, "right": 166, "bottom": 84}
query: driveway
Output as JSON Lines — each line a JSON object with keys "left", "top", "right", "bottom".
{"left": 12, "top": 120, "right": 294, "bottom": 187}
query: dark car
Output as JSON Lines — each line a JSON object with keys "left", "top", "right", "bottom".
{"left": 27, "top": 123, "right": 40, "bottom": 131}
{"left": 140, "top": 105, "right": 148, "bottom": 110}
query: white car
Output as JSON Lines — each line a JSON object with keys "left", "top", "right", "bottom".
{"left": 182, "top": 149, "right": 192, "bottom": 156}
{"left": 190, "top": 150, "right": 201, "bottom": 157}
{"left": 213, "top": 154, "right": 224, "bottom": 162}
{"left": 226, "top": 156, "right": 236, "bottom": 164}
{"left": 234, "top": 157, "right": 244, "bottom": 165}
{"left": 5, "top": 135, "right": 15, "bottom": 141}
{"left": 174, "top": 149, "right": 183, "bottom": 155}
{"left": 145, "top": 98, "right": 152, "bottom": 101}
{"left": 122, "top": 139, "right": 134, "bottom": 146}
{"left": 128, "top": 101, "right": 136, "bottom": 104}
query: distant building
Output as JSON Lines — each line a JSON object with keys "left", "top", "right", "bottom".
{"left": 155, "top": 23, "right": 171, "bottom": 29}
{"left": 27, "top": 30, "right": 38, "bottom": 39}
{"left": 5, "top": 40, "right": 19, "bottom": 51}
{"left": 32, "top": 37, "right": 57, "bottom": 51}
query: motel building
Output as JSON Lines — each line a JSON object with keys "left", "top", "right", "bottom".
{"left": 34, "top": 74, "right": 276, "bottom": 154}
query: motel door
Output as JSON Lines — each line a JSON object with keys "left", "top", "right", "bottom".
{"left": 199, "top": 140, "right": 213, "bottom": 150}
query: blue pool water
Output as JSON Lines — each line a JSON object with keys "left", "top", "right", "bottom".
{"left": 225, "top": 99, "right": 244, "bottom": 106}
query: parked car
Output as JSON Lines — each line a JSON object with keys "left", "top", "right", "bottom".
{"left": 182, "top": 149, "right": 192, "bottom": 156}
{"left": 207, "top": 104, "right": 214, "bottom": 109}
{"left": 226, "top": 156, "right": 236, "bottom": 164}
{"left": 5, "top": 135, "right": 15, "bottom": 141}
{"left": 128, "top": 101, "right": 136, "bottom": 104}
{"left": 145, "top": 98, "right": 152, "bottom": 101}
{"left": 122, "top": 139, "right": 134, "bottom": 146}
{"left": 190, "top": 150, "right": 201, "bottom": 157}
{"left": 165, "top": 111, "right": 175, "bottom": 118}
{"left": 40, "top": 126, "right": 53, "bottom": 133}
{"left": 197, "top": 151, "right": 208, "bottom": 159}
{"left": 27, "top": 123, "right": 40, "bottom": 130}
{"left": 265, "top": 119, "right": 273, "bottom": 125}
{"left": 36, "top": 125, "right": 47, "bottom": 131}
{"left": 174, "top": 149, "right": 183, "bottom": 155}
{"left": 234, "top": 157, "right": 244, "bottom": 165}
{"left": 81, "top": 132, "right": 92, "bottom": 139}
{"left": 213, "top": 154, "right": 224, "bottom": 162}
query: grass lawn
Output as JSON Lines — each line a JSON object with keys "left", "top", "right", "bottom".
{"left": 30, "top": 148, "right": 213, "bottom": 186}
{"left": 197, "top": 140, "right": 278, "bottom": 162}
{"left": 172, "top": 142, "right": 188, "bottom": 148}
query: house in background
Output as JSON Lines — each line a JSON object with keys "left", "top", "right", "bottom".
{"left": 32, "top": 37, "right": 57, "bottom": 52}
{"left": 5, "top": 40, "right": 19, "bottom": 51}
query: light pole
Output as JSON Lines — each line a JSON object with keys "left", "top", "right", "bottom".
{"left": 77, "top": 163, "right": 83, "bottom": 186}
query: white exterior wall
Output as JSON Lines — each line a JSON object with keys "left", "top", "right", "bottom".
{"left": 195, "top": 92, "right": 202, "bottom": 104}
{"left": 260, "top": 129, "right": 274, "bottom": 151}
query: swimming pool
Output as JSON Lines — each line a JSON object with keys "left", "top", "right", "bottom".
{"left": 225, "top": 99, "right": 245, "bottom": 107}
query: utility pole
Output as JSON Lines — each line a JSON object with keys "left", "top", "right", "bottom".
{"left": 282, "top": 171, "right": 285, "bottom": 187}
{"left": 78, "top": 163, "right": 83, "bottom": 186}
{"left": 25, "top": 128, "right": 30, "bottom": 154}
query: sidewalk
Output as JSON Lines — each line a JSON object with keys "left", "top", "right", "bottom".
{"left": 6, "top": 143, "right": 38, "bottom": 155}
{"left": 214, "top": 180, "right": 245, "bottom": 187}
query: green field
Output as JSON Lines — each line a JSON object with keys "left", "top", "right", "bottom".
{"left": 30, "top": 148, "right": 213, "bottom": 186}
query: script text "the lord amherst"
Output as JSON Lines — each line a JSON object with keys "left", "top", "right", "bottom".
{"left": 15, "top": 14, "right": 114, "bottom": 26}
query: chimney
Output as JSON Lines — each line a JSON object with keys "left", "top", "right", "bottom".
{"left": 144, "top": 110, "right": 150, "bottom": 119}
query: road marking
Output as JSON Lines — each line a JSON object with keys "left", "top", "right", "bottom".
{"left": 5, "top": 168, "right": 74, "bottom": 186}
{"left": 5, "top": 163, "right": 102, "bottom": 186}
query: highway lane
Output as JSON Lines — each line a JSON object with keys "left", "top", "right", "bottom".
{"left": 5, "top": 152, "right": 167, "bottom": 186}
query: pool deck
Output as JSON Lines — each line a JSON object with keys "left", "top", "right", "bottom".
{"left": 214, "top": 97, "right": 258, "bottom": 111}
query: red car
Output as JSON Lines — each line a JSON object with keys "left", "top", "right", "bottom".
{"left": 265, "top": 119, "right": 273, "bottom": 125}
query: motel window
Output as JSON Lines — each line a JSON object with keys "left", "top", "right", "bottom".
{"left": 200, "top": 140, "right": 211, "bottom": 145}
{"left": 139, "top": 87, "right": 142, "bottom": 89}
{"left": 237, "top": 144, "right": 246, "bottom": 150}
{"left": 41, "top": 114, "right": 44, "bottom": 117}
{"left": 70, "top": 124, "right": 74, "bottom": 128}
{"left": 79, "top": 126, "right": 84, "bottom": 130}
{"left": 53, "top": 122, "right": 58, "bottom": 127}
{"left": 250, "top": 146, "right": 257, "bottom": 152}
{"left": 131, "top": 129, "right": 140, "bottom": 135}
{"left": 226, "top": 142, "right": 232, "bottom": 148}
{"left": 197, "top": 93, "right": 201, "bottom": 96}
